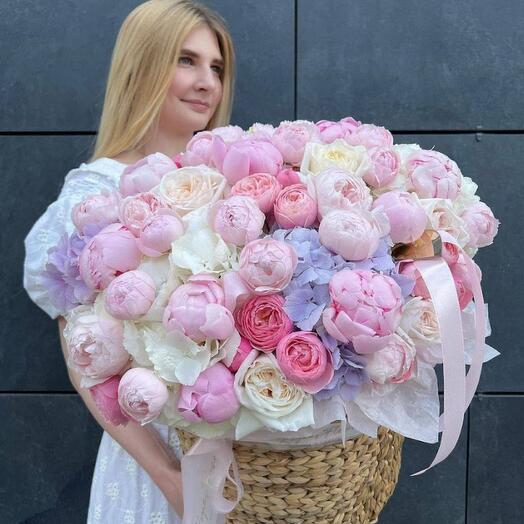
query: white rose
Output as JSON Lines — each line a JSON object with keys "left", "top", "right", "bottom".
{"left": 157, "top": 166, "right": 226, "bottom": 216}
{"left": 420, "top": 198, "right": 470, "bottom": 247}
{"left": 400, "top": 297, "right": 441, "bottom": 347}
{"left": 233, "top": 351, "right": 314, "bottom": 438}
{"left": 453, "top": 176, "right": 480, "bottom": 215}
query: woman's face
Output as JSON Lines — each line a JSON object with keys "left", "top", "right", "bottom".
{"left": 159, "top": 25, "right": 224, "bottom": 135}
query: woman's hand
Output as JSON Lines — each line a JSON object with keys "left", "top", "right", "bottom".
{"left": 156, "top": 465, "right": 184, "bottom": 518}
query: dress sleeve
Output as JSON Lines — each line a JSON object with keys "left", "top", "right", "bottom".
{"left": 23, "top": 166, "right": 120, "bottom": 319}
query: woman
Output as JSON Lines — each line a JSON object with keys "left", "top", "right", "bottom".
{"left": 23, "top": 1, "right": 236, "bottom": 522}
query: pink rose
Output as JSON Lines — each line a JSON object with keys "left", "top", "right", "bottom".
{"left": 235, "top": 294, "right": 293, "bottom": 352}
{"left": 177, "top": 362, "right": 240, "bottom": 423}
{"left": 273, "top": 184, "right": 318, "bottom": 229}
{"left": 104, "top": 270, "right": 156, "bottom": 320}
{"left": 64, "top": 306, "right": 129, "bottom": 382}
{"left": 271, "top": 120, "right": 320, "bottom": 166}
{"left": 315, "top": 117, "right": 361, "bottom": 143}
{"left": 276, "top": 168, "right": 301, "bottom": 188}
{"left": 119, "top": 192, "right": 166, "bottom": 236}
{"left": 119, "top": 153, "right": 176, "bottom": 196}
{"left": 397, "top": 261, "right": 431, "bottom": 298}
{"left": 89, "top": 376, "right": 129, "bottom": 426}
{"left": 365, "top": 334, "right": 416, "bottom": 384}
{"left": 230, "top": 173, "right": 282, "bottom": 213}
{"left": 372, "top": 191, "right": 427, "bottom": 244}
{"left": 227, "top": 337, "right": 255, "bottom": 373}
{"left": 362, "top": 147, "right": 401, "bottom": 188}
{"left": 407, "top": 150, "right": 462, "bottom": 199}
{"left": 72, "top": 191, "right": 120, "bottom": 237}
{"left": 136, "top": 209, "right": 185, "bottom": 257}
{"left": 118, "top": 368, "right": 169, "bottom": 424}
{"left": 318, "top": 208, "right": 388, "bottom": 261}
{"left": 210, "top": 195, "right": 266, "bottom": 246}
{"left": 345, "top": 124, "right": 394, "bottom": 150}
{"left": 238, "top": 238, "right": 298, "bottom": 294}
{"left": 314, "top": 168, "right": 373, "bottom": 218}
{"left": 276, "top": 331, "right": 334, "bottom": 394}
{"left": 79, "top": 223, "right": 141, "bottom": 290}
{"left": 163, "top": 274, "right": 235, "bottom": 342}
{"left": 212, "top": 136, "right": 284, "bottom": 185}
{"left": 322, "top": 269, "right": 403, "bottom": 351}
{"left": 461, "top": 202, "right": 499, "bottom": 248}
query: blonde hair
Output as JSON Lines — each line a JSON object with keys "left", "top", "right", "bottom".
{"left": 91, "top": 0, "right": 235, "bottom": 160}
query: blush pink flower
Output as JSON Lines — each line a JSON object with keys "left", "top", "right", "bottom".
{"left": 276, "top": 168, "right": 301, "bottom": 188}
{"left": 362, "top": 147, "right": 401, "bottom": 188}
{"left": 449, "top": 254, "right": 481, "bottom": 310}
{"left": 397, "top": 261, "right": 431, "bottom": 298}
{"left": 238, "top": 238, "right": 298, "bottom": 294}
{"left": 72, "top": 191, "right": 121, "bottom": 236}
{"left": 177, "top": 363, "right": 240, "bottom": 423}
{"left": 315, "top": 117, "right": 361, "bottom": 143}
{"left": 345, "top": 124, "right": 394, "bottom": 150}
{"left": 273, "top": 184, "right": 318, "bottom": 229}
{"left": 271, "top": 120, "right": 320, "bottom": 166}
{"left": 227, "top": 337, "right": 255, "bottom": 373}
{"left": 461, "top": 202, "right": 499, "bottom": 249}
{"left": 119, "top": 192, "right": 167, "bottom": 236}
{"left": 276, "top": 331, "right": 334, "bottom": 394}
{"left": 235, "top": 294, "right": 293, "bottom": 352}
{"left": 136, "top": 210, "right": 185, "bottom": 257}
{"left": 119, "top": 153, "right": 176, "bottom": 197}
{"left": 89, "top": 376, "right": 129, "bottom": 426}
{"left": 230, "top": 172, "right": 282, "bottom": 213}
{"left": 179, "top": 131, "right": 216, "bottom": 167}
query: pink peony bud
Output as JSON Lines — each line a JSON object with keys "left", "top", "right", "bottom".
{"left": 461, "top": 201, "right": 499, "bottom": 249}
{"left": 276, "top": 168, "right": 301, "bottom": 188}
{"left": 271, "top": 120, "right": 320, "bottom": 166}
{"left": 119, "top": 192, "right": 167, "bottom": 237}
{"left": 362, "top": 147, "right": 400, "bottom": 188}
{"left": 136, "top": 210, "right": 185, "bottom": 257}
{"left": 119, "top": 153, "right": 176, "bottom": 197}
{"left": 72, "top": 191, "right": 121, "bottom": 237}
{"left": 345, "top": 123, "right": 394, "bottom": 150}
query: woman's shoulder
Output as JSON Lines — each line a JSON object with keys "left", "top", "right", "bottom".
{"left": 71, "top": 157, "right": 129, "bottom": 180}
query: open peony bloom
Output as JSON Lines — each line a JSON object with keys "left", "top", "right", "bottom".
{"left": 163, "top": 274, "right": 235, "bottom": 342}
{"left": 177, "top": 362, "right": 240, "bottom": 423}
{"left": 71, "top": 191, "right": 121, "bottom": 237}
{"left": 119, "top": 192, "right": 167, "bottom": 237}
{"left": 89, "top": 376, "right": 129, "bottom": 426}
{"left": 271, "top": 120, "right": 320, "bottom": 166}
{"left": 461, "top": 201, "right": 499, "bottom": 249}
{"left": 104, "top": 270, "right": 156, "bottom": 320}
{"left": 345, "top": 123, "right": 394, "bottom": 150}
{"left": 79, "top": 223, "right": 141, "bottom": 291}
{"left": 322, "top": 269, "right": 403, "bottom": 353}
{"left": 118, "top": 368, "right": 169, "bottom": 425}
{"left": 314, "top": 117, "right": 361, "bottom": 143}
{"left": 276, "top": 331, "right": 334, "bottom": 394}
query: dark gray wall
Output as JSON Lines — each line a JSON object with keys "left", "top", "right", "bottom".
{"left": 1, "top": 1, "right": 522, "bottom": 522}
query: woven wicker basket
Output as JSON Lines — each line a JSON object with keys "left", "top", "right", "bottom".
{"left": 176, "top": 426, "right": 403, "bottom": 524}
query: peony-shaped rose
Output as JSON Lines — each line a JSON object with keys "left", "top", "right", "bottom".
{"left": 89, "top": 376, "right": 129, "bottom": 426}
{"left": 212, "top": 136, "right": 284, "bottom": 185}
{"left": 210, "top": 195, "right": 266, "bottom": 246}
{"left": 314, "top": 168, "right": 373, "bottom": 217}
{"left": 461, "top": 201, "right": 499, "bottom": 249}
{"left": 79, "top": 223, "right": 141, "bottom": 291}
{"left": 227, "top": 337, "right": 255, "bottom": 373}
{"left": 362, "top": 146, "right": 400, "bottom": 189}
{"left": 64, "top": 305, "right": 129, "bottom": 383}
{"left": 421, "top": 199, "right": 470, "bottom": 247}
{"left": 400, "top": 297, "right": 441, "bottom": 348}
{"left": 407, "top": 150, "right": 462, "bottom": 200}
{"left": 238, "top": 238, "right": 298, "bottom": 294}
{"left": 119, "top": 153, "right": 176, "bottom": 197}
{"left": 365, "top": 334, "right": 416, "bottom": 384}
{"left": 345, "top": 123, "right": 394, "bottom": 150}
{"left": 235, "top": 294, "right": 293, "bottom": 352}
{"left": 373, "top": 191, "right": 427, "bottom": 244}
{"left": 72, "top": 191, "right": 120, "bottom": 237}
{"left": 230, "top": 172, "right": 282, "bottom": 213}
{"left": 273, "top": 184, "right": 318, "bottom": 228}
{"left": 318, "top": 208, "right": 388, "bottom": 261}
{"left": 158, "top": 165, "right": 226, "bottom": 216}
{"left": 118, "top": 367, "right": 169, "bottom": 425}
{"left": 271, "top": 120, "right": 320, "bottom": 166}
{"left": 136, "top": 210, "right": 185, "bottom": 257}
{"left": 177, "top": 362, "right": 240, "bottom": 423}
{"left": 322, "top": 269, "right": 403, "bottom": 350}
{"left": 119, "top": 192, "right": 166, "bottom": 236}
{"left": 276, "top": 331, "right": 334, "bottom": 394}
{"left": 163, "top": 274, "right": 235, "bottom": 342}
{"left": 104, "top": 270, "right": 156, "bottom": 320}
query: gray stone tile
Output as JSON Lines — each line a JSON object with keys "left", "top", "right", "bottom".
{"left": 0, "top": 394, "right": 101, "bottom": 523}
{"left": 297, "top": 1, "right": 524, "bottom": 129}
{"left": 468, "top": 396, "right": 524, "bottom": 524}
{"left": 1, "top": 135, "right": 95, "bottom": 391}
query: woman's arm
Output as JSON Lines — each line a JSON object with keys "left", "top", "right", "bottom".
{"left": 57, "top": 317, "right": 184, "bottom": 517}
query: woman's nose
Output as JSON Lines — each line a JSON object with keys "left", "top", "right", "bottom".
{"left": 194, "top": 66, "right": 218, "bottom": 90}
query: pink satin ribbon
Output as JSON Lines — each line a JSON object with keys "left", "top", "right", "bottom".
{"left": 411, "top": 243, "right": 485, "bottom": 475}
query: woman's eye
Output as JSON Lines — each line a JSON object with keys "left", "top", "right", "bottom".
{"left": 212, "top": 65, "right": 223, "bottom": 75}
{"left": 179, "top": 56, "right": 192, "bottom": 65}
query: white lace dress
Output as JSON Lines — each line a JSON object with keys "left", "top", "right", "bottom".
{"left": 23, "top": 157, "right": 183, "bottom": 524}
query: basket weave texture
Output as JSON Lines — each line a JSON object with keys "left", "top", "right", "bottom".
{"left": 176, "top": 426, "right": 404, "bottom": 524}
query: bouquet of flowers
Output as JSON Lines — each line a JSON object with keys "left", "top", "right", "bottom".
{"left": 43, "top": 116, "right": 499, "bottom": 523}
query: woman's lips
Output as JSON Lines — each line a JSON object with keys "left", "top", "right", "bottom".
{"left": 183, "top": 100, "right": 209, "bottom": 112}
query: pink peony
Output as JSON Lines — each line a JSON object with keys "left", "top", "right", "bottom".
{"left": 276, "top": 168, "right": 301, "bottom": 188}
{"left": 397, "top": 261, "right": 431, "bottom": 298}
{"left": 271, "top": 120, "right": 320, "bottom": 166}
{"left": 119, "top": 153, "right": 176, "bottom": 197}
{"left": 227, "top": 337, "right": 255, "bottom": 373}
{"left": 210, "top": 195, "right": 266, "bottom": 246}
{"left": 235, "top": 294, "right": 293, "bottom": 352}
{"left": 372, "top": 191, "right": 427, "bottom": 244}
{"left": 163, "top": 274, "right": 235, "bottom": 342}
{"left": 119, "top": 192, "right": 167, "bottom": 237}
{"left": 362, "top": 147, "right": 401, "bottom": 188}
{"left": 238, "top": 238, "right": 298, "bottom": 295}
{"left": 273, "top": 184, "right": 318, "bottom": 229}
{"left": 177, "top": 363, "right": 240, "bottom": 423}
{"left": 276, "top": 331, "right": 334, "bottom": 394}
{"left": 179, "top": 131, "right": 216, "bottom": 167}
{"left": 345, "top": 123, "right": 394, "bottom": 150}
{"left": 230, "top": 172, "right": 282, "bottom": 213}
{"left": 79, "top": 223, "right": 142, "bottom": 290}
{"left": 315, "top": 117, "right": 361, "bottom": 143}
{"left": 71, "top": 191, "right": 121, "bottom": 236}
{"left": 104, "top": 270, "right": 156, "bottom": 320}
{"left": 449, "top": 254, "right": 481, "bottom": 310}
{"left": 89, "top": 376, "right": 129, "bottom": 426}
{"left": 461, "top": 202, "right": 499, "bottom": 249}
{"left": 118, "top": 368, "right": 169, "bottom": 424}
{"left": 136, "top": 210, "right": 185, "bottom": 257}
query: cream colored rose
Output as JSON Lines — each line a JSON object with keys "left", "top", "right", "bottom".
{"left": 157, "top": 166, "right": 226, "bottom": 216}
{"left": 300, "top": 139, "right": 370, "bottom": 178}
{"left": 452, "top": 176, "right": 480, "bottom": 215}
{"left": 233, "top": 351, "right": 314, "bottom": 437}
{"left": 400, "top": 297, "right": 441, "bottom": 347}
{"left": 420, "top": 198, "right": 470, "bottom": 247}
